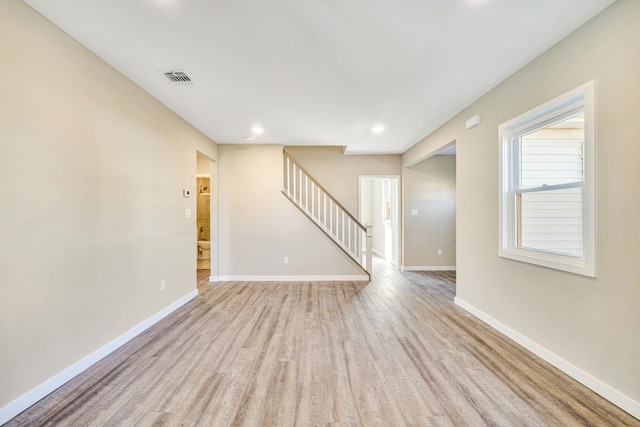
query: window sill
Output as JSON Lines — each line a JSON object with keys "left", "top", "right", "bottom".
{"left": 499, "top": 247, "right": 595, "bottom": 278}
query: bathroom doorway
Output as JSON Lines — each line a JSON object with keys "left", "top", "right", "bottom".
{"left": 196, "top": 154, "right": 213, "bottom": 274}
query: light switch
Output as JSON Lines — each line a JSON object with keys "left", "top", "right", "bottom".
{"left": 411, "top": 209, "right": 418, "bottom": 216}
{"left": 185, "top": 208, "right": 192, "bottom": 218}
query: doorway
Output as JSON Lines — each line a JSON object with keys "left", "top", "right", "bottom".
{"left": 359, "top": 176, "right": 400, "bottom": 267}
{"left": 196, "top": 154, "right": 217, "bottom": 282}
{"left": 401, "top": 142, "right": 456, "bottom": 271}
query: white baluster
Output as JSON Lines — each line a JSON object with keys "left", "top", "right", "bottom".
{"left": 298, "top": 167, "right": 302, "bottom": 206}
{"left": 304, "top": 175, "right": 308, "bottom": 212}
{"left": 286, "top": 157, "right": 290, "bottom": 195}
{"left": 329, "top": 199, "right": 333, "bottom": 234}
{"left": 323, "top": 194, "right": 327, "bottom": 230}
{"left": 341, "top": 211, "right": 345, "bottom": 248}
{"left": 366, "top": 224, "right": 373, "bottom": 275}
{"left": 336, "top": 204, "right": 339, "bottom": 240}
{"left": 292, "top": 164, "right": 296, "bottom": 202}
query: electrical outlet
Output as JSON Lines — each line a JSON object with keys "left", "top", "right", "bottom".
{"left": 284, "top": 257, "right": 289, "bottom": 265}
{"left": 437, "top": 249, "right": 443, "bottom": 256}
{"left": 160, "top": 280, "right": 166, "bottom": 292}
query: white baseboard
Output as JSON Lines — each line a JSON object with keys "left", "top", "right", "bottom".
{"left": 217, "top": 275, "right": 369, "bottom": 282}
{"left": 209, "top": 276, "right": 218, "bottom": 282}
{"left": 401, "top": 266, "right": 456, "bottom": 271}
{"left": 454, "top": 297, "right": 640, "bottom": 420}
{"left": 0, "top": 290, "right": 199, "bottom": 426}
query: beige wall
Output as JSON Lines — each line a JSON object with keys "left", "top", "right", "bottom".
{"left": 0, "top": 0, "right": 217, "bottom": 410}
{"left": 284, "top": 146, "right": 402, "bottom": 216}
{"left": 404, "top": 0, "right": 640, "bottom": 408}
{"left": 403, "top": 156, "right": 456, "bottom": 268}
{"left": 196, "top": 155, "right": 211, "bottom": 175}
{"left": 217, "top": 144, "right": 365, "bottom": 277}
{"left": 359, "top": 179, "right": 374, "bottom": 226}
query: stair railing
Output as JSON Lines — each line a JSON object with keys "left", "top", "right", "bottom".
{"left": 282, "top": 151, "right": 372, "bottom": 277}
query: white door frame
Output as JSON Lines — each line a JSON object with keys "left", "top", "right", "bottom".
{"left": 358, "top": 175, "right": 401, "bottom": 268}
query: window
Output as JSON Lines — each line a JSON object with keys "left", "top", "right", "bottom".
{"left": 499, "top": 81, "right": 596, "bottom": 277}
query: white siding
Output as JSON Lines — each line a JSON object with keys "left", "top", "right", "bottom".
{"left": 519, "top": 127, "right": 584, "bottom": 256}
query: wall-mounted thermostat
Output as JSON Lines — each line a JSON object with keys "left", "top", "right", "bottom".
{"left": 183, "top": 189, "right": 191, "bottom": 198}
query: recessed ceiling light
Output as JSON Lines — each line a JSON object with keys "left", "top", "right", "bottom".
{"left": 372, "top": 125, "right": 385, "bottom": 134}
{"left": 252, "top": 127, "right": 264, "bottom": 135}
{"left": 244, "top": 136, "right": 254, "bottom": 141}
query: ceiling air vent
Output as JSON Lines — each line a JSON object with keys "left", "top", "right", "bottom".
{"left": 159, "top": 70, "right": 194, "bottom": 85}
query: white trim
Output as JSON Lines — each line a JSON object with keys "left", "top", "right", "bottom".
{"left": 217, "top": 275, "right": 369, "bottom": 282}
{"left": 401, "top": 266, "right": 456, "bottom": 271}
{"left": 0, "top": 290, "right": 199, "bottom": 425}
{"left": 454, "top": 297, "right": 640, "bottom": 420}
{"left": 358, "top": 174, "right": 402, "bottom": 180}
{"left": 209, "top": 276, "right": 219, "bottom": 282}
{"left": 358, "top": 175, "right": 401, "bottom": 268}
{"left": 402, "top": 139, "right": 457, "bottom": 168}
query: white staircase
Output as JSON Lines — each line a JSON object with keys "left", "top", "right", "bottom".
{"left": 282, "top": 151, "right": 372, "bottom": 278}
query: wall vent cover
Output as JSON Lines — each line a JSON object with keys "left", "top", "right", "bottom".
{"left": 159, "top": 70, "right": 194, "bottom": 85}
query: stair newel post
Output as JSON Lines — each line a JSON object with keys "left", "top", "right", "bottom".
{"left": 366, "top": 224, "right": 373, "bottom": 275}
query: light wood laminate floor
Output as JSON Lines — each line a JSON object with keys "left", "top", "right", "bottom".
{"left": 7, "top": 260, "right": 639, "bottom": 426}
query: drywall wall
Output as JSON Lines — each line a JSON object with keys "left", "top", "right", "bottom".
{"left": 196, "top": 155, "right": 211, "bottom": 175}
{"left": 359, "top": 179, "right": 374, "bottom": 227}
{"left": 217, "top": 144, "right": 366, "bottom": 278}
{"left": 403, "top": 0, "right": 640, "bottom": 413}
{"left": 284, "top": 146, "right": 402, "bottom": 215}
{"left": 403, "top": 156, "right": 456, "bottom": 268}
{"left": 0, "top": 0, "right": 217, "bottom": 413}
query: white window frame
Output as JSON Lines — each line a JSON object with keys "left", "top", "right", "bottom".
{"left": 498, "top": 81, "right": 596, "bottom": 277}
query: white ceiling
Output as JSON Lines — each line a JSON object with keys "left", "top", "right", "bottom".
{"left": 24, "top": 0, "right": 614, "bottom": 154}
